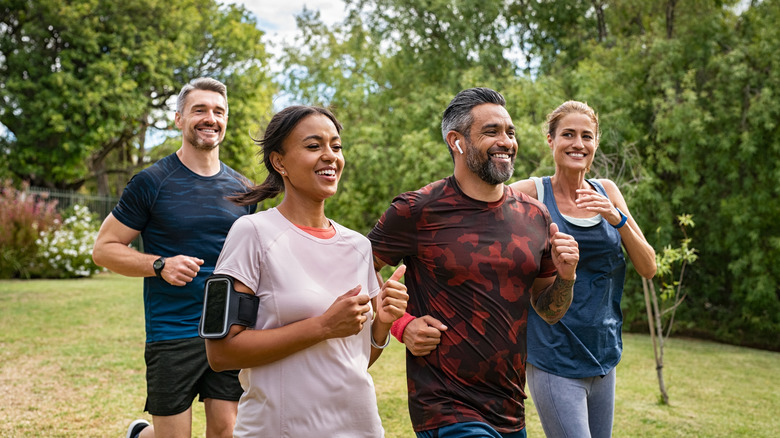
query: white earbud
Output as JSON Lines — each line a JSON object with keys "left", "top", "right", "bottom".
{"left": 455, "top": 139, "right": 464, "bottom": 154}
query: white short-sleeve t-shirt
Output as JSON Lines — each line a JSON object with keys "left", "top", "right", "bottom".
{"left": 215, "top": 208, "right": 384, "bottom": 437}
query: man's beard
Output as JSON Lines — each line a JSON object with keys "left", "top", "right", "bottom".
{"left": 185, "top": 127, "right": 222, "bottom": 151}
{"left": 464, "top": 140, "right": 515, "bottom": 185}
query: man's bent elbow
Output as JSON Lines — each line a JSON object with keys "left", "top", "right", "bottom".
{"left": 538, "top": 308, "right": 568, "bottom": 325}
{"left": 91, "top": 246, "right": 108, "bottom": 269}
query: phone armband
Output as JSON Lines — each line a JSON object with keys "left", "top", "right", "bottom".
{"left": 199, "top": 274, "right": 259, "bottom": 339}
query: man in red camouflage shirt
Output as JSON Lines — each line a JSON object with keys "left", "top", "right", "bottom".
{"left": 368, "top": 87, "right": 579, "bottom": 438}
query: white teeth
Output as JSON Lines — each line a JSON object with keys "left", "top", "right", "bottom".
{"left": 316, "top": 169, "right": 336, "bottom": 176}
{"left": 568, "top": 153, "right": 585, "bottom": 157}
{"left": 493, "top": 154, "right": 510, "bottom": 159}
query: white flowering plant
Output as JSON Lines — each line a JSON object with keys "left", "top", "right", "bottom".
{"left": 31, "top": 204, "right": 105, "bottom": 278}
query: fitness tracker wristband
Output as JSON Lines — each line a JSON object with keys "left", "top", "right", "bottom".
{"left": 153, "top": 257, "right": 166, "bottom": 280}
{"left": 612, "top": 208, "right": 628, "bottom": 229}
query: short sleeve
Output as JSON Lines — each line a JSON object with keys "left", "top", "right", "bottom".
{"left": 112, "top": 173, "right": 155, "bottom": 231}
{"left": 367, "top": 194, "right": 418, "bottom": 267}
{"left": 214, "top": 216, "right": 263, "bottom": 293}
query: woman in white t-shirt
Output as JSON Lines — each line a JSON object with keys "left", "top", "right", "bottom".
{"left": 205, "top": 106, "right": 408, "bottom": 438}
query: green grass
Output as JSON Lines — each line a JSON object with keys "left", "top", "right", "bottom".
{"left": 1, "top": 273, "right": 778, "bottom": 437}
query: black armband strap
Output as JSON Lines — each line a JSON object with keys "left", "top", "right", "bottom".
{"left": 199, "top": 274, "right": 259, "bottom": 339}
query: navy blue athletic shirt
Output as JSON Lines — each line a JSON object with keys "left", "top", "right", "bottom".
{"left": 112, "top": 153, "right": 256, "bottom": 342}
{"left": 526, "top": 177, "right": 626, "bottom": 378}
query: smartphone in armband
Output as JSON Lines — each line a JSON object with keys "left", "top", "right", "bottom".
{"left": 199, "top": 274, "right": 259, "bottom": 339}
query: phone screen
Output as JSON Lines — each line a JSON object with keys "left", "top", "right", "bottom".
{"left": 202, "top": 278, "right": 229, "bottom": 337}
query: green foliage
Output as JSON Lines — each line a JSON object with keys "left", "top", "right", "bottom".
{"left": 0, "top": 0, "right": 275, "bottom": 194}
{"left": 654, "top": 215, "right": 697, "bottom": 306}
{"left": 0, "top": 181, "right": 61, "bottom": 279}
{"left": 2, "top": 0, "right": 776, "bottom": 348}
{"left": 278, "top": 0, "right": 779, "bottom": 349}
{"left": 29, "top": 205, "right": 104, "bottom": 279}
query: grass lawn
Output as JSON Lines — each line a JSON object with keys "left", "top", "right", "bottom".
{"left": 1, "top": 273, "right": 778, "bottom": 437}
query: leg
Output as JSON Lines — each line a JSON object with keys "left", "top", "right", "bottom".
{"left": 204, "top": 398, "right": 238, "bottom": 438}
{"left": 198, "top": 359, "right": 242, "bottom": 438}
{"left": 143, "top": 339, "right": 205, "bottom": 438}
{"left": 586, "top": 367, "right": 616, "bottom": 438}
{"left": 148, "top": 409, "right": 192, "bottom": 438}
{"left": 526, "top": 363, "right": 591, "bottom": 438}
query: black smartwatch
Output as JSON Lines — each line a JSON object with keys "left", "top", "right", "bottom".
{"left": 153, "top": 257, "right": 166, "bottom": 280}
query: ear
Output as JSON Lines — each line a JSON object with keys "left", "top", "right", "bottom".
{"left": 269, "top": 151, "right": 286, "bottom": 175}
{"left": 174, "top": 112, "right": 183, "bottom": 130}
{"left": 445, "top": 131, "right": 462, "bottom": 155}
{"left": 547, "top": 133, "right": 554, "bottom": 151}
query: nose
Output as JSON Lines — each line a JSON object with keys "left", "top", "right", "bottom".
{"left": 496, "top": 131, "right": 514, "bottom": 148}
{"left": 203, "top": 110, "right": 217, "bottom": 123}
{"left": 321, "top": 144, "right": 338, "bottom": 161}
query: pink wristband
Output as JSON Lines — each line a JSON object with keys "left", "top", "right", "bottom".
{"left": 390, "top": 312, "right": 416, "bottom": 343}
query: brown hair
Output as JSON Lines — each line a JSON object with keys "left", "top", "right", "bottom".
{"left": 229, "top": 106, "right": 343, "bottom": 206}
{"left": 546, "top": 100, "right": 599, "bottom": 143}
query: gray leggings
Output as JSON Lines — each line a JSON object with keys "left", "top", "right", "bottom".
{"left": 526, "top": 363, "right": 616, "bottom": 438}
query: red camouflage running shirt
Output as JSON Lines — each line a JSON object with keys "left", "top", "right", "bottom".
{"left": 368, "top": 176, "right": 556, "bottom": 433}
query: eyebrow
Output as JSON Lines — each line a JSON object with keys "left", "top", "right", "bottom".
{"left": 301, "top": 134, "right": 341, "bottom": 142}
{"left": 561, "top": 127, "right": 594, "bottom": 135}
{"left": 481, "top": 122, "right": 515, "bottom": 131}
{"left": 190, "top": 103, "right": 227, "bottom": 112}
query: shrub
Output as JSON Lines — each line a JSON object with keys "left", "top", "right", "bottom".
{"left": 0, "top": 181, "right": 61, "bottom": 278}
{"left": 30, "top": 204, "right": 104, "bottom": 279}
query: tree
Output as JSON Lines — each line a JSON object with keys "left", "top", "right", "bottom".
{"left": 279, "top": 0, "right": 780, "bottom": 349}
{"left": 0, "top": 0, "right": 275, "bottom": 195}
{"left": 280, "top": 1, "right": 531, "bottom": 233}
{"left": 643, "top": 214, "right": 697, "bottom": 404}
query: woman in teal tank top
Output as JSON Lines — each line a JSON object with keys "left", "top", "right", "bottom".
{"left": 509, "top": 101, "right": 656, "bottom": 438}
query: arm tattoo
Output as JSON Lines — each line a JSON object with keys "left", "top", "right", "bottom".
{"left": 533, "top": 276, "right": 575, "bottom": 324}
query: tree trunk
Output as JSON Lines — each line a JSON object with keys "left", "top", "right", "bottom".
{"left": 93, "top": 155, "right": 110, "bottom": 197}
{"left": 592, "top": 0, "right": 607, "bottom": 42}
{"left": 643, "top": 277, "right": 669, "bottom": 404}
{"left": 666, "top": 0, "right": 677, "bottom": 39}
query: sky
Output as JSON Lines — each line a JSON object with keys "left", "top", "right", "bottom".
{"left": 227, "top": 0, "right": 347, "bottom": 54}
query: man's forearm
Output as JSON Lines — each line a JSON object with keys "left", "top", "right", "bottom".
{"left": 532, "top": 276, "right": 575, "bottom": 324}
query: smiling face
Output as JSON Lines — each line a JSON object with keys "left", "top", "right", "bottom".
{"left": 463, "top": 103, "right": 517, "bottom": 185}
{"left": 272, "top": 113, "right": 344, "bottom": 202}
{"left": 548, "top": 112, "right": 598, "bottom": 173}
{"left": 175, "top": 89, "right": 228, "bottom": 151}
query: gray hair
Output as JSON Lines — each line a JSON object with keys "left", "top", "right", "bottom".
{"left": 176, "top": 77, "right": 229, "bottom": 115}
{"left": 441, "top": 87, "right": 506, "bottom": 142}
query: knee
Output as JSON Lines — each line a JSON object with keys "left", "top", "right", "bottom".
{"left": 206, "top": 420, "right": 234, "bottom": 438}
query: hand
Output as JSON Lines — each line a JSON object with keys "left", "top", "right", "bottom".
{"left": 320, "top": 285, "right": 372, "bottom": 339}
{"left": 161, "top": 255, "right": 204, "bottom": 286}
{"left": 403, "top": 315, "right": 448, "bottom": 357}
{"left": 575, "top": 188, "right": 623, "bottom": 226}
{"left": 376, "top": 265, "right": 408, "bottom": 324}
{"left": 549, "top": 222, "right": 579, "bottom": 281}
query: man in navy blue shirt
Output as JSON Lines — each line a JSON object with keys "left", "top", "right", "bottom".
{"left": 93, "top": 78, "right": 255, "bottom": 438}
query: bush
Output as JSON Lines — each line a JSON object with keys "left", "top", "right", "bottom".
{"left": 0, "top": 181, "right": 61, "bottom": 278}
{"left": 30, "top": 204, "right": 104, "bottom": 279}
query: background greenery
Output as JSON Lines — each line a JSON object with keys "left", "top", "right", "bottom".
{"left": 0, "top": 274, "right": 778, "bottom": 436}
{"left": 1, "top": 1, "right": 778, "bottom": 348}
